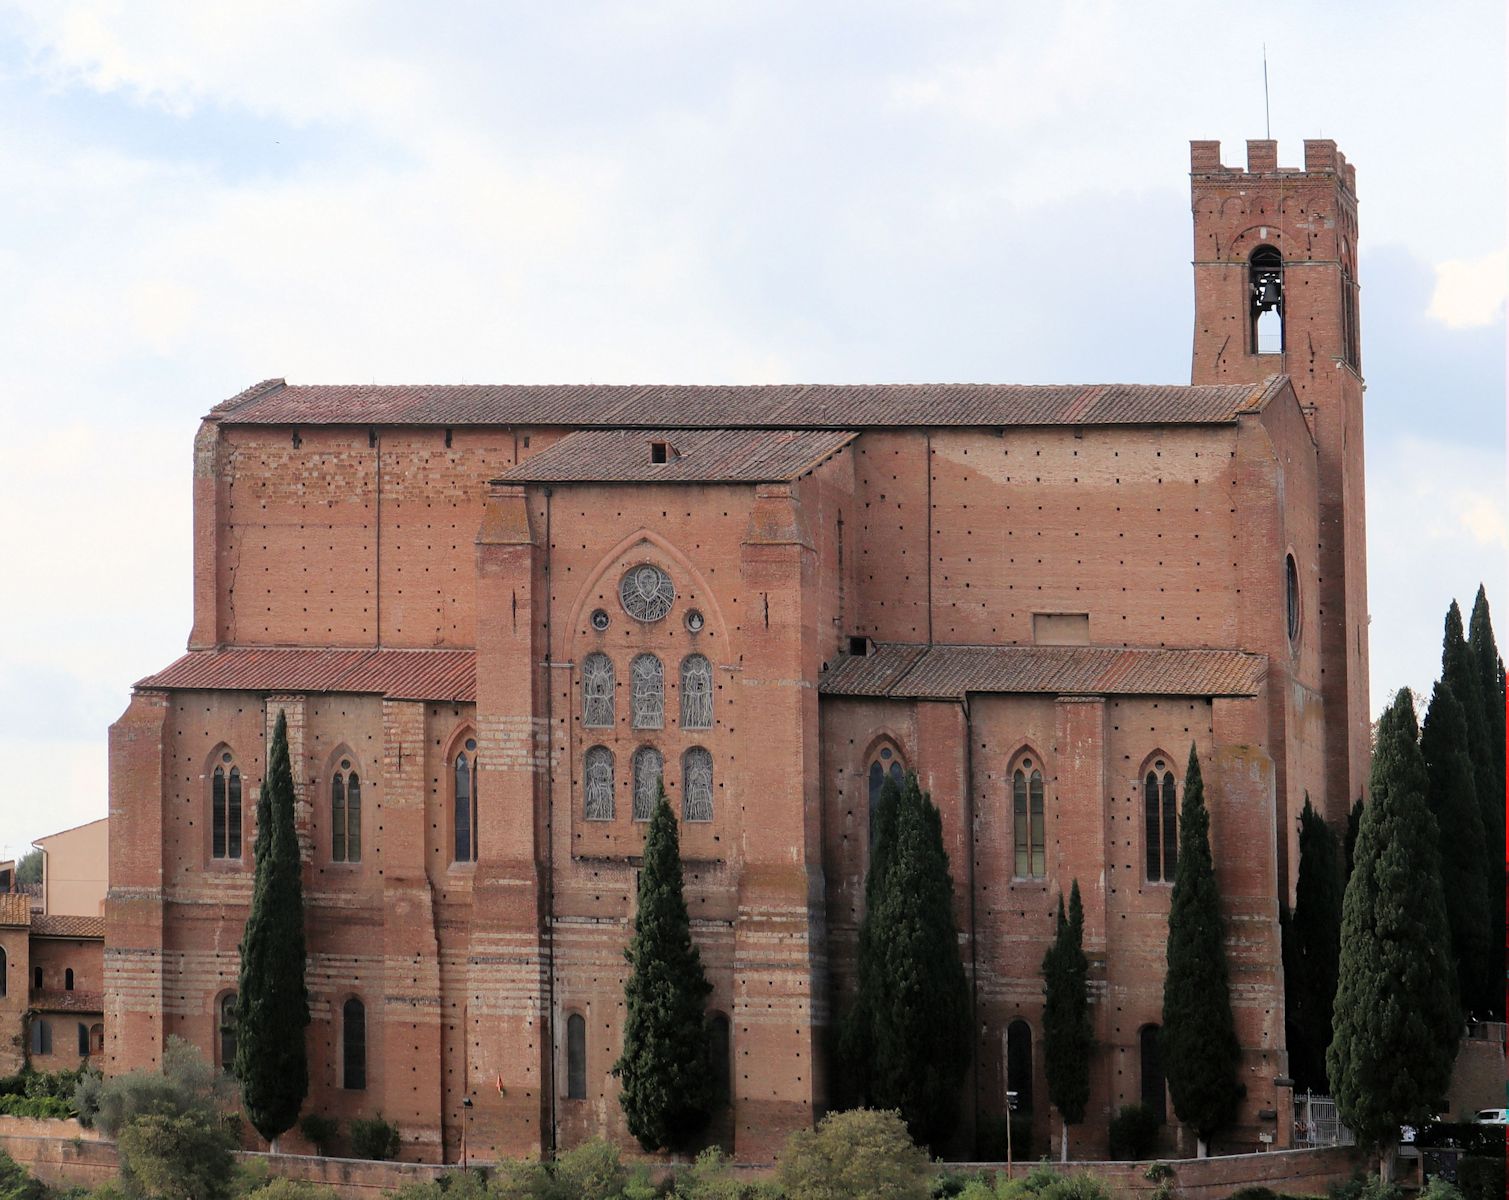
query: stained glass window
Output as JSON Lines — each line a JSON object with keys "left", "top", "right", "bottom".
{"left": 683, "top": 747, "right": 713, "bottom": 822}
{"left": 631, "top": 654, "right": 664, "bottom": 729}
{"left": 583, "top": 653, "right": 615, "bottom": 728}
{"left": 1013, "top": 762, "right": 1045, "bottom": 878}
{"left": 680, "top": 655, "right": 713, "bottom": 729}
{"left": 632, "top": 746, "right": 663, "bottom": 820}
{"left": 620, "top": 564, "right": 675, "bottom": 622}
{"left": 584, "top": 746, "right": 614, "bottom": 821}
{"left": 211, "top": 754, "right": 242, "bottom": 860}
{"left": 455, "top": 738, "right": 479, "bottom": 863}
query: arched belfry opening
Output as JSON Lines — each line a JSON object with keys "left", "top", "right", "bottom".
{"left": 1249, "top": 245, "right": 1284, "bottom": 354}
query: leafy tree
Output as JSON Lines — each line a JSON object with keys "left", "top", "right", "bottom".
{"left": 1441, "top": 601, "right": 1502, "bottom": 1019}
{"left": 613, "top": 789, "right": 713, "bottom": 1152}
{"left": 235, "top": 709, "right": 310, "bottom": 1147}
{"left": 349, "top": 1113, "right": 400, "bottom": 1161}
{"left": 1466, "top": 586, "right": 1505, "bottom": 1019}
{"left": 1041, "top": 881, "right": 1092, "bottom": 1161}
{"left": 13, "top": 850, "right": 40, "bottom": 889}
{"left": 1420, "top": 683, "right": 1490, "bottom": 1017}
{"left": 1282, "top": 798, "right": 1344, "bottom": 1093}
{"left": 1160, "top": 745, "right": 1241, "bottom": 1156}
{"left": 776, "top": 1109, "right": 929, "bottom": 1200}
{"left": 89, "top": 1036, "right": 231, "bottom": 1137}
{"left": 844, "top": 772, "right": 970, "bottom": 1152}
{"left": 1329, "top": 690, "right": 1459, "bottom": 1179}
{"left": 0, "top": 1150, "right": 49, "bottom": 1200}
{"left": 118, "top": 1112, "right": 236, "bottom": 1200}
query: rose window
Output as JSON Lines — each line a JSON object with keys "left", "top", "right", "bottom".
{"left": 619, "top": 564, "right": 676, "bottom": 622}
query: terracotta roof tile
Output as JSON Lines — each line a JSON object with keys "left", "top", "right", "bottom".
{"left": 31, "top": 914, "right": 104, "bottom": 938}
{"left": 820, "top": 644, "right": 1266, "bottom": 699}
{"left": 0, "top": 893, "right": 29, "bottom": 927}
{"left": 30, "top": 988, "right": 104, "bottom": 1013}
{"left": 136, "top": 647, "right": 475, "bottom": 702}
{"left": 497, "top": 428, "right": 858, "bottom": 484}
{"left": 210, "top": 379, "right": 1286, "bottom": 430}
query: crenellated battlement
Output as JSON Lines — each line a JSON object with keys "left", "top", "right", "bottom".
{"left": 1190, "top": 138, "right": 1355, "bottom": 193}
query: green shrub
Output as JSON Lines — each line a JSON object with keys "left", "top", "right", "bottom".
{"left": 1107, "top": 1105, "right": 1159, "bottom": 1160}
{"left": 1041, "top": 1176, "right": 1114, "bottom": 1200}
{"left": 996, "top": 1165, "right": 1060, "bottom": 1200}
{"left": 0, "top": 1150, "right": 48, "bottom": 1200}
{"left": 622, "top": 1166, "right": 660, "bottom": 1200}
{"left": 243, "top": 1181, "right": 340, "bottom": 1200}
{"left": 349, "top": 1114, "right": 401, "bottom": 1162}
{"left": 73, "top": 1069, "right": 104, "bottom": 1129}
{"left": 777, "top": 1109, "right": 928, "bottom": 1200}
{"left": 297, "top": 1113, "right": 339, "bottom": 1156}
{"left": 1456, "top": 1157, "right": 1507, "bottom": 1200}
{"left": 93, "top": 1036, "right": 231, "bottom": 1138}
{"left": 955, "top": 1182, "right": 996, "bottom": 1200}
{"left": 1326, "top": 1178, "right": 1399, "bottom": 1200}
{"left": 1418, "top": 1181, "right": 1465, "bottom": 1200}
{"left": 674, "top": 1148, "right": 742, "bottom": 1200}
{"left": 490, "top": 1158, "right": 552, "bottom": 1200}
{"left": 118, "top": 1112, "right": 236, "bottom": 1200}
{"left": 0, "top": 1094, "right": 73, "bottom": 1119}
{"left": 548, "top": 1138, "right": 626, "bottom": 1200}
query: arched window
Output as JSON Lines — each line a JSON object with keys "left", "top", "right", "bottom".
{"left": 211, "top": 752, "right": 243, "bottom": 860}
{"left": 1140, "top": 1024, "right": 1166, "bottom": 1123}
{"left": 584, "top": 746, "right": 615, "bottom": 821}
{"left": 566, "top": 1012, "right": 587, "bottom": 1100}
{"left": 77, "top": 1022, "right": 90, "bottom": 1057}
{"left": 90, "top": 1023, "right": 104, "bottom": 1055}
{"left": 219, "top": 993, "right": 238, "bottom": 1074}
{"left": 1006, "top": 1020, "right": 1033, "bottom": 1113}
{"left": 343, "top": 998, "right": 366, "bottom": 1090}
{"left": 64, "top": 968, "right": 74, "bottom": 991}
{"left": 631, "top": 654, "right": 664, "bottom": 729}
{"left": 582, "top": 653, "right": 615, "bottom": 728}
{"left": 1285, "top": 554, "right": 1301, "bottom": 643}
{"left": 682, "top": 747, "right": 713, "bottom": 822}
{"left": 332, "top": 758, "right": 362, "bottom": 863}
{"left": 1249, "top": 245, "right": 1284, "bottom": 353}
{"left": 31, "top": 1018, "right": 51, "bottom": 1056}
{"left": 1144, "top": 759, "right": 1178, "bottom": 883}
{"left": 454, "top": 737, "right": 478, "bottom": 863}
{"left": 680, "top": 655, "right": 713, "bottom": 730}
{"left": 708, "top": 1013, "right": 732, "bottom": 1106}
{"left": 1012, "top": 757, "right": 1046, "bottom": 879}
{"left": 867, "top": 744, "right": 906, "bottom": 849}
{"left": 0, "top": 946, "right": 6, "bottom": 997}
{"left": 632, "top": 746, "right": 663, "bottom": 821}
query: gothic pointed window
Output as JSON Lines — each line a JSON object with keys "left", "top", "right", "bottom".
{"left": 218, "top": 992, "right": 238, "bottom": 1074}
{"left": 1144, "top": 759, "right": 1178, "bottom": 883}
{"left": 454, "top": 737, "right": 479, "bottom": 863}
{"left": 331, "top": 759, "right": 361, "bottom": 863}
{"left": 632, "top": 746, "right": 663, "bottom": 821}
{"left": 342, "top": 997, "right": 366, "bottom": 1090}
{"left": 211, "top": 752, "right": 243, "bottom": 860}
{"left": 680, "top": 655, "right": 713, "bottom": 730}
{"left": 631, "top": 654, "right": 664, "bottom": 729}
{"left": 584, "top": 746, "right": 615, "bottom": 821}
{"left": 583, "top": 653, "right": 615, "bottom": 728}
{"left": 867, "top": 745, "right": 906, "bottom": 850}
{"left": 65, "top": 968, "right": 74, "bottom": 991}
{"left": 1006, "top": 1020, "right": 1033, "bottom": 1113}
{"left": 566, "top": 1013, "right": 587, "bottom": 1100}
{"left": 1012, "top": 758, "right": 1046, "bottom": 879}
{"left": 682, "top": 747, "right": 713, "bottom": 822}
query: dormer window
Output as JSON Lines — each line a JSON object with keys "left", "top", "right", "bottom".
{"left": 650, "top": 440, "right": 675, "bottom": 464}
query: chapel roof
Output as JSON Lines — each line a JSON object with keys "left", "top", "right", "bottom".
{"left": 137, "top": 646, "right": 476, "bottom": 703}
{"left": 819, "top": 643, "right": 1266, "bottom": 700}
{"left": 209, "top": 377, "right": 1287, "bottom": 430}
{"left": 496, "top": 428, "right": 858, "bottom": 484}
{"left": 30, "top": 914, "right": 105, "bottom": 939}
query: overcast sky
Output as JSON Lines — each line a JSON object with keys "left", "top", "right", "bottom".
{"left": 0, "top": 1, "right": 1503, "bottom": 859}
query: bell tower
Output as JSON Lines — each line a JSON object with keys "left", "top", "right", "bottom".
{"left": 1189, "top": 138, "right": 1370, "bottom": 822}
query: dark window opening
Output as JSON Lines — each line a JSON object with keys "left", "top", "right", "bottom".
{"left": 31, "top": 1019, "right": 51, "bottom": 1056}
{"left": 454, "top": 739, "right": 478, "bottom": 863}
{"left": 1013, "top": 763, "right": 1046, "bottom": 878}
{"left": 78, "top": 1022, "right": 90, "bottom": 1057}
{"left": 65, "top": 968, "right": 74, "bottom": 991}
{"left": 0, "top": 947, "right": 6, "bottom": 997}
{"left": 219, "top": 993, "right": 238, "bottom": 1074}
{"left": 33, "top": 966, "right": 42, "bottom": 990}
{"left": 1140, "top": 1024, "right": 1167, "bottom": 1123}
{"left": 343, "top": 998, "right": 366, "bottom": 1090}
{"left": 651, "top": 441, "right": 670, "bottom": 464}
{"left": 212, "top": 756, "right": 242, "bottom": 860}
{"left": 566, "top": 1013, "right": 587, "bottom": 1100}
{"left": 1007, "top": 1020, "right": 1033, "bottom": 1112}
{"left": 332, "top": 764, "right": 362, "bottom": 863}
{"left": 90, "top": 1023, "right": 104, "bottom": 1055}
{"left": 709, "top": 1013, "right": 732, "bottom": 1106}
{"left": 1250, "top": 245, "right": 1284, "bottom": 354}
{"left": 867, "top": 750, "right": 905, "bottom": 850}
{"left": 1286, "top": 554, "right": 1301, "bottom": 642}
{"left": 1145, "top": 763, "right": 1178, "bottom": 882}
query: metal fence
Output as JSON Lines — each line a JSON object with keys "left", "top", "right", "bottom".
{"left": 1295, "top": 1093, "right": 1356, "bottom": 1148}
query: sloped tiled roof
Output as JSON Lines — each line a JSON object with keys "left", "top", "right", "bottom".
{"left": 31, "top": 914, "right": 104, "bottom": 939}
{"left": 0, "top": 893, "right": 29, "bottom": 927}
{"left": 30, "top": 988, "right": 104, "bottom": 1013}
{"left": 136, "top": 647, "right": 476, "bottom": 702}
{"left": 210, "top": 378, "right": 1285, "bottom": 430}
{"left": 497, "top": 428, "right": 858, "bottom": 484}
{"left": 820, "top": 643, "right": 1266, "bottom": 699}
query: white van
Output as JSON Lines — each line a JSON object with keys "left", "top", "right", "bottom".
{"left": 1473, "top": 1109, "right": 1509, "bottom": 1124}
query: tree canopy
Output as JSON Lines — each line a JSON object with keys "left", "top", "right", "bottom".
{"left": 1041, "top": 880, "right": 1092, "bottom": 1160}
{"left": 1282, "top": 798, "right": 1343, "bottom": 1094}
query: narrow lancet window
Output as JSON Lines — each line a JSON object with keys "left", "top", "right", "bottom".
{"left": 584, "top": 746, "right": 615, "bottom": 821}
{"left": 583, "top": 653, "right": 615, "bottom": 728}
{"left": 454, "top": 738, "right": 478, "bottom": 863}
{"left": 632, "top": 746, "right": 663, "bottom": 820}
{"left": 631, "top": 654, "right": 664, "bottom": 729}
{"left": 683, "top": 747, "right": 713, "bottom": 822}
{"left": 680, "top": 655, "right": 713, "bottom": 729}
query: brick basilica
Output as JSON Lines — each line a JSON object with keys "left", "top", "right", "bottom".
{"left": 106, "top": 139, "right": 1369, "bottom": 1163}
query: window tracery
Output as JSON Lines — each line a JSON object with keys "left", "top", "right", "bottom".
{"left": 454, "top": 737, "right": 479, "bottom": 863}
{"left": 1144, "top": 759, "right": 1178, "bottom": 883}
{"left": 866, "top": 744, "right": 906, "bottom": 849}
{"left": 632, "top": 746, "right": 663, "bottom": 820}
{"left": 211, "top": 752, "right": 242, "bottom": 860}
{"left": 331, "top": 758, "right": 361, "bottom": 863}
{"left": 631, "top": 654, "right": 664, "bottom": 729}
{"left": 682, "top": 747, "right": 713, "bottom": 822}
{"left": 620, "top": 564, "right": 675, "bottom": 622}
{"left": 582, "top": 653, "right": 615, "bottom": 728}
{"left": 584, "top": 746, "right": 615, "bottom": 821}
{"left": 1012, "top": 758, "right": 1046, "bottom": 879}
{"left": 680, "top": 655, "right": 713, "bottom": 729}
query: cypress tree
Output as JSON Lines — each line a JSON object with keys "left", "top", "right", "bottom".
{"left": 1160, "top": 745, "right": 1241, "bottom": 1156}
{"left": 613, "top": 788, "right": 713, "bottom": 1151}
{"left": 1420, "top": 682, "right": 1490, "bottom": 1017}
{"left": 1442, "top": 601, "right": 1502, "bottom": 1019}
{"left": 1282, "top": 798, "right": 1343, "bottom": 1094}
{"left": 1466, "top": 587, "right": 1505, "bottom": 1019}
{"left": 1041, "top": 881, "right": 1091, "bottom": 1162}
{"left": 850, "top": 772, "right": 970, "bottom": 1152}
{"left": 1328, "top": 690, "right": 1459, "bottom": 1179}
{"left": 235, "top": 710, "right": 310, "bottom": 1148}
{"left": 1344, "top": 797, "right": 1364, "bottom": 882}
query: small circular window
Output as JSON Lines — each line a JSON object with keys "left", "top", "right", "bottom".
{"left": 620, "top": 564, "right": 675, "bottom": 622}
{"left": 685, "top": 608, "right": 705, "bottom": 633}
{"left": 1285, "top": 553, "right": 1301, "bottom": 642}
{"left": 590, "top": 608, "right": 610, "bottom": 631}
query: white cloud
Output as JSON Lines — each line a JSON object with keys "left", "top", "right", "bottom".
{"left": 1428, "top": 249, "right": 1509, "bottom": 329}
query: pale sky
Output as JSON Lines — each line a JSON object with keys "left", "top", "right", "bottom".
{"left": 0, "top": 1, "right": 1503, "bottom": 859}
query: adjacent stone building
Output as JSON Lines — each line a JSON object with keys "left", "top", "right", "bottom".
{"left": 106, "top": 139, "right": 1369, "bottom": 1162}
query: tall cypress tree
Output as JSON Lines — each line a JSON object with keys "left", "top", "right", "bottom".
{"left": 1041, "top": 881, "right": 1091, "bottom": 1162}
{"left": 1344, "top": 797, "right": 1364, "bottom": 882}
{"left": 1442, "top": 600, "right": 1502, "bottom": 1018}
{"left": 1282, "top": 798, "right": 1343, "bottom": 1094}
{"left": 613, "top": 789, "right": 713, "bottom": 1152}
{"left": 235, "top": 709, "right": 310, "bottom": 1148}
{"left": 1329, "top": 690, "right": 1459, "bottom": 1179}
{"left": 1420, "top": 682, "right": 1490, "bottom": 1017}
{"left": 848, "top": 772, "right": 970, "bottom": 1152}
{"left": 1466, "top": 587, "right": 1505, "bottom": 1019}
{"left": 1160, "top": 745, "right": 1241, "bottom": 1156}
